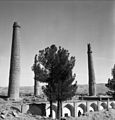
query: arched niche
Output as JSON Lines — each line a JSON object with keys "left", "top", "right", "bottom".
{"left": 63, "top": 104, "right": 74, "bottom": 117}
{"left": 110, "top": 102, "right": 115, "bottom": 109}
{"left": 78, "top": 103, "right": 87, "bottom": 114}
{"left": 46, "top": 104, "right": 57, "bottom": 118}
{"left": 90, "top": 103, "right": 98, "bottom": 111}
{"left": 101, "top": 102, "right": 107, "bottom": 109}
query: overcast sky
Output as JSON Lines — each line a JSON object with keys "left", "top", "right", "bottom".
{"left": 0, "top": 0, "right": 115, "bottom": 87}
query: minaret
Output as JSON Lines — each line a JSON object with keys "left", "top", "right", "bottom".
{"left": 8, "top": 22, "right": 21, "bottom": 100}
{"left": 87, "top": 43, "right": 96, "bottom": 96}
{"left": 34, "top": 55, "right": 41, "bottom": 96}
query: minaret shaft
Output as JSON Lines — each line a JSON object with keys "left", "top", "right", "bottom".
{"left": 34, "top": 55, "right": 41, "bottom": 96}
{"left": 87, "top": 44, "right": 96, "bottom": 96}
{"left": 8, "top": 22, "right": 21, "bottom": 100}
{"left": 34, "top": 80, "right": 40, "bottom": 96}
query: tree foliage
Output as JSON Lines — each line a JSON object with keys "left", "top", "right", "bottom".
{"left": 106, "top": 64, "right": 115, "bottom": 98}
{"left": 32, "top": 54, "right": 49, "bottom": 83}
{"left": 32, "top": 44, "right": 78, "bottom": 119}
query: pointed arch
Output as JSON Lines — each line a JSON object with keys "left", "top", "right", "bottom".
{"left": 101, "top": 102, "right": 107, "bottom": 109}
{"left": 90, "top": 103, "right": 98, "bottom": 111}
{"left": 78, "top": 103, "right": 87, "bottom": 113}
{"left": 47, "top": 104, "right": 57, "bottom": 113}
{"left": 110, "top": 102, "right": 115, "bottom": 109}
{"left": 64, "top": 104, "right": 74, "bottom": 117}
{"left": 46, "top": 104, "right": 57, "bottom": 118}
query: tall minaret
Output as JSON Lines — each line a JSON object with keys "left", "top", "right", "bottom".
{"left": 87, "top": 43, "right": 96, "bottom": 96}
{"left": 8, "top": 22, "right": 21, "bottom": 100}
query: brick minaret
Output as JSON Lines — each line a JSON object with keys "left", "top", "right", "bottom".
{"left": 34, "top": 54, "right": 41, "bottom": 96}
{"left": 87, "top": 43, "right": 96, "bottom": 96}
{"left": 8, "top": 22, "right": 21, "bottom": 100}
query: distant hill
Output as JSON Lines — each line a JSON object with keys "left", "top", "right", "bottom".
{"left": 77, "top": 83, "right": 109, "bottom": 95}
{"left": 0, "top": 83, "right": 110, "bottom": 97}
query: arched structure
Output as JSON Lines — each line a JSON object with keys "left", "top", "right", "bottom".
{"left": 78, "top": 103, "right": 87, "bottom": 113}
{"left": 47, "top": 104, "right": 57, "bottom": 113}
{"left": 110, "top": 102, "right": 115, "bottom": 109}
{"left": 101, "top": 102, "right": 107, "bottom": 109}
{"left": 15, "top": 98, "right": 115, "bottom": 118}
{"left": 90, "top": 103, "right": 98, "bottom": 111}
{"left": 64, "top": 104, "right": 74, "bottom": 117}
{"left": 46, "top": 104, "right": 57, "bottom": 118}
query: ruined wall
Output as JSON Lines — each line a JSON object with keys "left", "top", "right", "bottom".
{"left": 22, "top": 103, "right": 46, "bottom": 116}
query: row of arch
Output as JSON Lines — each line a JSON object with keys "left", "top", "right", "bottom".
{"left": 46, "top": 102, "right": 115, "bottom": 118}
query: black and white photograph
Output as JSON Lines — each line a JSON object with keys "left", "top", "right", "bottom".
{"left": 0, "top": 0, "right": 115, "bottom": 120}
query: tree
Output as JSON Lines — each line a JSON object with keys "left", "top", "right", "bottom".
{"left": 42, "top": 83, "right": 56, "bottom": 117}
{"left": 32, "top": 44, "right": 77, "bottom": 119}
{"left": 32, "top": 46, "right": 57, "bottom": 117}
{"left": 32, "top": 54, "right": 49, "bottom": 96}
{"left": 106, "top": 64, "right": 115, "bottom": 98}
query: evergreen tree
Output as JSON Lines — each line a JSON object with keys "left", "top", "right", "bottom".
{"left": 32, "top": 54, "right": 49, "bottom": 96}
{"left": 106, "top": 64, "right": 115, "bottom": 98}
{"left": 32, "top": 45, "right": 57, "bottom": 117}
{"left": 32, "top": 44, "right": 78, "bottom": 119}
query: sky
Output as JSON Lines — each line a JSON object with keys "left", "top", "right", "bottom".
{"left": 0, "top": 0, "right": 115, "bottom": 87}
